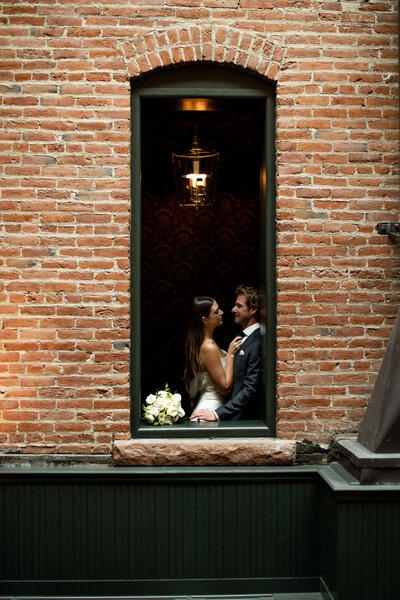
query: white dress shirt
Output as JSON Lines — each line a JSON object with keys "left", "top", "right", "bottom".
{"left": 241, "top": 322, "right": 260, "bottom": 340}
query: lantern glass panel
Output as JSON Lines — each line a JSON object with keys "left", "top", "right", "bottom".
{"left": 172, "top": 148, "right": 219, "bottom": 208}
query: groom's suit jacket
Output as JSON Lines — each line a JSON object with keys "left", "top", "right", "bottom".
{"left": 215, "top": 328, "right": 262, "bottom": 421}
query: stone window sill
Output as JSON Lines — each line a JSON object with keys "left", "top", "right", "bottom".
{"left": 113, "top": 438, "right": 296, "bottom": 466}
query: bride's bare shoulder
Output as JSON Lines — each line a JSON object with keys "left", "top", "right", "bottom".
{"left": 200, "top": 339, "right": 219, "bottom": 355}
{"left": 202, "top": 338, "right": 215, "bottom": 347}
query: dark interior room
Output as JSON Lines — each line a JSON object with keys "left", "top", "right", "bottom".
{"left": 140, "top": 98, "right": 264, "bottom": 412}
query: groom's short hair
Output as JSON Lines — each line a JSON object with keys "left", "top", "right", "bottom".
{"left": 235, "top": 285, "right": 261, "bottom": 319}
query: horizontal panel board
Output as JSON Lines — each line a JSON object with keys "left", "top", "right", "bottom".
{"left": 0, "top": 577, "right": 322, "bottom": 597}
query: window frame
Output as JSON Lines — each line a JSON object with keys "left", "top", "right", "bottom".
{"left": 130, "top": 65, "right": 276, "bottom": 439}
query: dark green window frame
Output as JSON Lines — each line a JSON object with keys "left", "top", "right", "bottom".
{"left": 130, "top": 64, "right": 276, "bottom": 438}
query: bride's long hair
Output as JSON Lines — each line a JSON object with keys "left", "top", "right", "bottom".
{"left": 184, "top": 296, "right": 214, "bottom": 392}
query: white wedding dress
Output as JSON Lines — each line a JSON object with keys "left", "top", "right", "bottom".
{"left": 189, "top": 350, "right": 227, "bottom": 411}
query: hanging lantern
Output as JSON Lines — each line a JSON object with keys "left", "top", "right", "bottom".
{"left": 172, "top": 134, "right": 219, "bottom": 209}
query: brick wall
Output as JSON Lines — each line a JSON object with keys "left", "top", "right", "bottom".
{"left": 0, "top": 0, "right": 399, "bottom": 454}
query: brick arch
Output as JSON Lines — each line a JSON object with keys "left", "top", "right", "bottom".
{"left": 121, "top": 25, "right": 285, "bottom": 81}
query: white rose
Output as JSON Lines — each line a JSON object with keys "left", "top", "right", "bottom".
{"left": 154, "top": 397, "right": 165, "bottom": 410}
{"left": 178, "top": 407, "right": 185, "bottom": 418}
{"left": 173, "top": 393, "right": 181, "bottom": 404}
{"left": 146, "top": 394, "right": 156, "bottom": 405}
{"left": 145, "top": 412, "right": 155, "bottom": 424}
{"left": 158, "top": 412, "right": 173, "bottom": 426}
{"left": 166, "top": 405, "right": 178, "bottom": 418}
{"left": 148, "top": 405, "right": 159, "bottom": 417}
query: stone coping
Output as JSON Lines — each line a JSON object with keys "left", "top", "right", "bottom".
{"left": 113, "top": 438, "right": 296, "bottom": 467}
{"left": 0, "top": 453, "right": 112, "bottom": 468}
{"left": 336, "top": 438, "right": 400, "bottom": 467}
{"left": 335, "top": 438, "right": 400, "bottom": 484}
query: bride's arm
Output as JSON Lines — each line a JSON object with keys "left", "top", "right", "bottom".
{"left": 199, "top": 337, "right": 241, "bottom": 395}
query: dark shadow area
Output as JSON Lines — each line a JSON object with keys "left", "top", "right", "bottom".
{"left": 141, "top": 99, "right": 263, "bottom": 413}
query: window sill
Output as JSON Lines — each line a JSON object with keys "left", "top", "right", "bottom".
{"left": 133, "top": 419, "right": 272, "bottom": 439}
{"left": 113, "top": 437, "right": 295, "bottom": 467}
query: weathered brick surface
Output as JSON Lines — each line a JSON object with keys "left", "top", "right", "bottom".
{"left": 0, "top": 0, "right": 399, "bottom": 453}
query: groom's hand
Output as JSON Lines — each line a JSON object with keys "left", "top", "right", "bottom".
{"left": 190, "top": 409, "right": 217, "bottom": 422}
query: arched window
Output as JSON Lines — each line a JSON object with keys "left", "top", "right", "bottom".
{"left": 131, "top": 64, "right": 276, "bottom": 438}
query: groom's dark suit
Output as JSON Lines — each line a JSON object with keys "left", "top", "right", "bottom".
{"left": 215, "top": 328, "right": 261, "bottom": 421}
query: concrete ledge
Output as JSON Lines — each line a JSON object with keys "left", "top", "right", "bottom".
{"left": 0, "top": 453, "right": 112, "bottom": 468}
{"left": 113, "top": 438, "right": 296, "bottom": 466}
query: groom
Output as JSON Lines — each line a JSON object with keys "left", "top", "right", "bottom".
{"left": 191, "top": 285, "right": 262, "bottom": 421}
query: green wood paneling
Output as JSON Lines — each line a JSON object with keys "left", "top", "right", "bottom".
{"left": 1, "top": 464, "right": 399, "bottom": 599}
{"left": 319, "top": 464, "right": 400, "bottom": 600}
{"left": 0, "top": 477, "right": 317, "bottom": 583}
{"left": 336, "top": 500, "right": 400, "bottom": 600}
{"left": 319, "top": 482, "right": 338, "bottom": 599}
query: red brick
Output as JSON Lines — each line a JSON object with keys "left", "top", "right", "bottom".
{"left": 1, "top": 2, "right": 398, "bottom": 454}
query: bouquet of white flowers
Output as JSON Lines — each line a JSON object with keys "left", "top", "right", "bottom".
{"left": 143, "top": 383, "right": 185, "bottom": 426}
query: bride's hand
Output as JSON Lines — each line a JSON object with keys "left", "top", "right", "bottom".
{"left": 227, "top": 335, "right": 242, "bottom": 356}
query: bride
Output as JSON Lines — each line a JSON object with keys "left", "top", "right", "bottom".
{"left": 184, "top": 296, "right": 242, "bottom": 419}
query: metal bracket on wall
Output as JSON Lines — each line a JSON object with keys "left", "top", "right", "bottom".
{"left": 376, "top": 222, "right": 400, "bottom": 235}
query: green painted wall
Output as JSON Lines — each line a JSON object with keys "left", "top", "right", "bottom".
{"left": 0, "top": 464, "right": 399, "bottom": 599}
